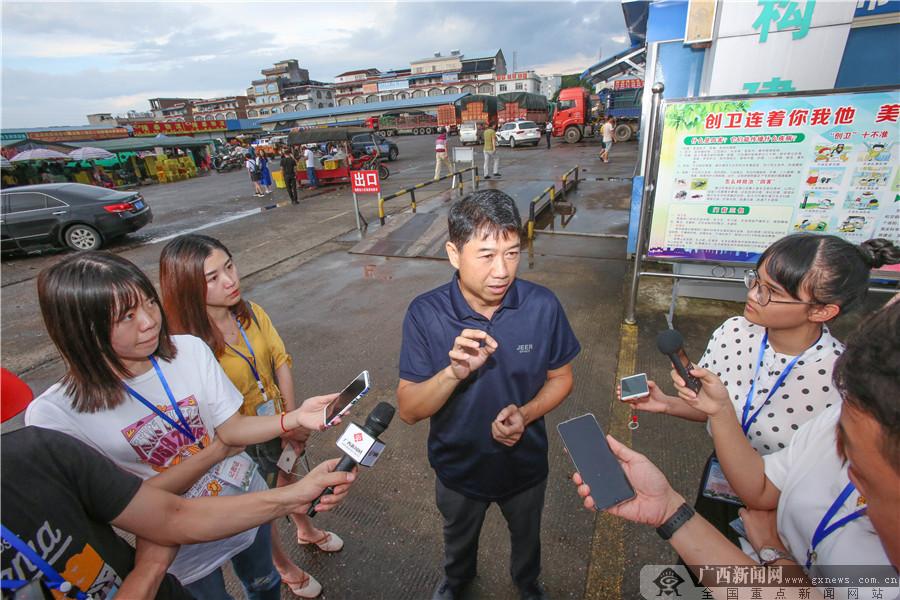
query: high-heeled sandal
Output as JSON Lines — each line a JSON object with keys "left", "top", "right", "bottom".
{"left": 281, "top": 569, "right": 322, "bottom": 599}
{"left": 297, "top": 529, "right": 344, "bottom": 552}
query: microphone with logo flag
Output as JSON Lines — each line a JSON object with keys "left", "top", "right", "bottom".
{"left": 307, "top": 401, "right": 395, "bottom": 517}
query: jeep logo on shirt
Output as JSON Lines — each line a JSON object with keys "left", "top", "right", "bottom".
{"left": 516, "top": 344, "right": 534, "bottom": 354}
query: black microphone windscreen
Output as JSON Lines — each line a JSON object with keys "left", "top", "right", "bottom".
{"left": 656, "top": 329, "right": 685, "bottom": 355}
{"left": 364, "top": 402, "right": 395, "bottom": 437}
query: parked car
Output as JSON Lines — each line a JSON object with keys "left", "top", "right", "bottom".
{"left": 350, "top": 133, "right": 399, "bottom": 161}
{"left": 1, "top": 183, "right": 152, "bottom": 253}
{"left": 497, "top": 120, "right": 542, "bottom": 148}
{"left": 459, "top": 122, "right": 481, "bottom": 145}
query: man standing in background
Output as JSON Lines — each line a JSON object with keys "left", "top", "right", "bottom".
{"left": 482, "top": 124, "right": 500, "bottom": 179}
{"left": 600, "top": 117, "right": 615, "bottom": 163}
{"left": 281, "top": 150, "right": 298, "bottom": 204}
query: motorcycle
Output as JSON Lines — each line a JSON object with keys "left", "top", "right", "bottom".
{"left": 350, "top": 148, "right": 389, "bottom": 180}
{"left": 213, "top": 148, "right": 245, "bottom": 173}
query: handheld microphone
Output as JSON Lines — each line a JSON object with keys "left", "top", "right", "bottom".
{"left": 307, "top": 401, "right": 395, "bottom": 517}
{"left": 656, "top": 329, "right": 702, "bottom": 393}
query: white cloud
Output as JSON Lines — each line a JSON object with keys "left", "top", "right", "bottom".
{"left": 1, "top": 1, "right": 629, "bottom": 127}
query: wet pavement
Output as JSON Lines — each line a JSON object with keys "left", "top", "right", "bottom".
{"left": 0, "top": 133, "right": 813, "bottom": 599}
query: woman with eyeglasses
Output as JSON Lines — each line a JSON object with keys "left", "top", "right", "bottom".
{"left": 623, "top": 234, "right": 899, "bottom": 540}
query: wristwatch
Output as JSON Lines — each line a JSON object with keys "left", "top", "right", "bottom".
{"left": 759, "top": 547, "right": 793, "bottom": 566}
{"left": 656, "top": 503, "right": 695, "bottom": 540}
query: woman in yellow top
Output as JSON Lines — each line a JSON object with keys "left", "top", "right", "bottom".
{"left": 160, "top": 234, "right": 343, "bottom": 599}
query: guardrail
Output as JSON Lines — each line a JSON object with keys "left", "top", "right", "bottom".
{"left": 377, "top": 166, "right": 478, "bottom": 225}
{"left": 526, "top": 166, "right": 579, "bottom": 240}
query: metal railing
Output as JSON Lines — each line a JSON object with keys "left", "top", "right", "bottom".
{"left": 526, "top": 166, "right": 580, "bottom": 239}
{"left": 377, "top": 166, "right": 478, "bottom": 225}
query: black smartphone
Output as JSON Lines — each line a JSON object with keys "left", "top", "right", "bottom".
{"left": 558, "top": 414, "right": 635, "bottom": 511}
{"left": 673, "top": 347, "right": 702, "bottom": 393}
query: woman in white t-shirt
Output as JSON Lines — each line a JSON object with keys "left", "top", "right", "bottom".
{"left": 25, "top": 252, "right": 342, "bottom": 600}
{"left": 625, "top": 234, "right": 900, "bottom": 539}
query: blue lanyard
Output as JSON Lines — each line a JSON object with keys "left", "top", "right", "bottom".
{"left": 123, "top": 356, "right": 203, "bottom": 448}
{"left": 806, "top": 482, "right": 867, "bottom": 568}
{"left": 225, "top": 318, "right": 268, "bottom": 400}
{"left": 740, "top": 331, "right": 817, "bottom": 435}
{"left": 0, "top": 524, "right": 87, "bottom": 598}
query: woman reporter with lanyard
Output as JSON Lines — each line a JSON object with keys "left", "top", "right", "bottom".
{"left": 160, "top": 234, "right": 342, "bottom": 599}
{"left": 623, "top": 234, "right": 900, "bottom": 540}
{"left": 25, "top": 252, "right": 344, "bottom": 600}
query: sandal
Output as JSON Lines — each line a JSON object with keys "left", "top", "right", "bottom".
{"left": 281, "top": 569, "right": 322, "bottom": 599}
{"left": 297, "top": 530, "right": 344, "bottom": 552}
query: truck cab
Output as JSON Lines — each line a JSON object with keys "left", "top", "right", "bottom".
{"left": 553, "top": 87, "right": 594, "bottom": 144}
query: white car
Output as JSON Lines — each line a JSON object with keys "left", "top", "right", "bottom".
{"left": 459, "top": 122, "right": 480, "bottom": 145}
{"left": 498, "top": 120, "right": 542, "bottom": 148}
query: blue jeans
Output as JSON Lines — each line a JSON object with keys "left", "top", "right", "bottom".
{"left": 185, "top": 524, "right": 280, "bottom": 600}
{"left": 306, "top": 167, "right": 319, "bottom": 187}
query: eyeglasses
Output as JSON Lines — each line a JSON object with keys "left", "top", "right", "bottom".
{"left": 743, "top": 270, "right": 819, "bottom": 307}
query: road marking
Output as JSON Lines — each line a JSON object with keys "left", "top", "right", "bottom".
{"left": 319, "top": 210, "right": 349, "bottom": 223}
{"left": 147, "top": 207, "right": 262, "bottom": 244}
{"left": 584, "top": 321, "right": 637, "bottom": 600}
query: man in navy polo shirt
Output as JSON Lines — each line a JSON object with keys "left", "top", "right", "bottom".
{"left": 397, "top": 190, "right": 580, "bottom": 600}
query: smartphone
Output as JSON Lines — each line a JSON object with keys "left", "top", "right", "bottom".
{"left": 558, "top": 414, "right": 635, "bottom": 512}
{"left": 620, "top": 373, "right": 650, "bottom": 401}
{"left": 324, "top": 370, "right": 370, "bottom": 427}
{"left": 276, "top": 443, "right": 299, "bottom": 474}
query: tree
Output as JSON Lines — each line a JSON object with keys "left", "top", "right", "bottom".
{"left": 550, "top": 74, "right": 594, "bottom": 102}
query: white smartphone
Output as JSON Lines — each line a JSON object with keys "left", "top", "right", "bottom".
{"left": 276, "top": 444, "right": 299, "bottom": 474}
{"left": 323, "top": 370, "right": 370, "bottom": 427}
{"left": 620, "top": 373, "right": 650, "bottom": 401}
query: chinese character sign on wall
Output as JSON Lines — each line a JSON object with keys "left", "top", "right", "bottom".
{"left": 648, "top": 89, "right": 900, "bottom": 274}
{"left": 351, "top": 170, "right": 381, "bottom": 194}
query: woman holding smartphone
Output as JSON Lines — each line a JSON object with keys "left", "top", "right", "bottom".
{"left": 159, "top": 234, "right": 343, "bottom": 598}
{"left": 623, "top": 234, "right": 899, "bottom": 538}
{"left": 25, "top": 252, "right": 340, "bottom": 600}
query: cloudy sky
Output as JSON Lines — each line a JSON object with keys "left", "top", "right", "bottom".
{"left": 1, "top": 1, "right": 629, "bottom": 128}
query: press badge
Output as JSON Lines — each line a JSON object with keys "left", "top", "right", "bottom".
{"left": 215, "top": 453, "right": 258, "bottom": 491}
{"left": 255, "top": 399, "right": 277, "bottom": 416}
{"left": 701, "top": 457, "right": 743, "bottom": 506}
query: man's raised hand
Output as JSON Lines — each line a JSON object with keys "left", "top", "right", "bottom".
{"left": 447, "top": 329, "right": 498, "bottom": 380}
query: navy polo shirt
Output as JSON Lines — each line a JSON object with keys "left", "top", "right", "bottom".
{"left": 399, "top": 273, "right": 580, "bottom": 501}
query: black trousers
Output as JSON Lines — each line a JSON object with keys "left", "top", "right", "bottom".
{"left": 545, "top": 133, "right": 551, "bottom": 148}
{"left": 285, "top": 173, "right": 298, "bottom": 203}
{"left": 435, "top": 476, "right": 546, "bottom": 593}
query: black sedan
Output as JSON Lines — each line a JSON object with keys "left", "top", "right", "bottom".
{"left": 1, "top": 183, "right": 152, "bottom": 253}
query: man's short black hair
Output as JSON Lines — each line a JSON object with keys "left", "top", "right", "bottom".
{"left": 833, "top": 301, "right": 900, "bottom": 473}
{"left": 448, "top": 190, "right": 521, "bottom": 249}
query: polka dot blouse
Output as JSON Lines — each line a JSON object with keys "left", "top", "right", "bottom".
{"left": 699, "top": 316, "right": 844, "bottom": 456}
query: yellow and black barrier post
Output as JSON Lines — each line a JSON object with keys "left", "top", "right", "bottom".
{"left": 378, "top": 166, "right": 477, "bottom": 225}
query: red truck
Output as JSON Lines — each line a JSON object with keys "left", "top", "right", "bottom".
{"left": 552, "top": 87, "right": 597, "bottom": 144}
{"left": 497, "top": 92, "right": 549, "bottom": 126}
{"left": 365, "top": 111, "right": 440, "bottom": 136}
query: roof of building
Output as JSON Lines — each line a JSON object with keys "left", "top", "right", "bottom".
{"left": 64, "top": 135, "right": 214, "bottom": 152}
{"left": 463, "top": 49, "right": 501, "bottom": 61}
{"left": 460, "top": 60, "right": 495, "bottom": 74}
{"left": 335, "top": 68, "right": 380, "bottom": 77}
{"left": 2, "top": 124, "right": 126, "bottom": 134}
{"left": 257, "top": 93, "right": 469, "bottom": 124}
{"left": 411, "top": 53, "right": 463, "bottom": 64}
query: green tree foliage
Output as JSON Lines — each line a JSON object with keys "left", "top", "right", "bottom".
{"left": 551, "top": 74, "right": 594, "bottom": 102}
{"left": 664, "top": 100, "right": 750, "bottom": 132}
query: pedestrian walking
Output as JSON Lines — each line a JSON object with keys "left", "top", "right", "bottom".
{"left": 482, "top": 124, "right": 500, "bottom": 179}
{"left": 245, "top": 155, "right": 264, "bottom": 197}
{"left": 304, "top": 146, "right": 319, "bottom": 189}
{"left": 282, "top": 151, "right": 298, "bottom": 204}
{"left": 434, "top": 132, "right": 453, "bottom": 180}
{"left": 600, "top": 117, "right": 615, "bottom": 163}
{"left": 259, "top": 152, "right": 273, "bottom": 194}
{"left": 544, "top": 121, "right": 553, "bottom": 149}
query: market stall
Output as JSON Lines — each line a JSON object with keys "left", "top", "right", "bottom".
{"left": 286, "top": 127, "right": 380, "bottom": 186}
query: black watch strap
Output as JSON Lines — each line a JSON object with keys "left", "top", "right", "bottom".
{"left": 656, "top": 503, "right": 695, "bottom": 540}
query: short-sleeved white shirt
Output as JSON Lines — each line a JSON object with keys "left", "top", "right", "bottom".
{"left": 699, "top": 316, "right": 844, "bottom": 454}
{"left": 25, "top": 334, "right": 267, "bottom": 585}
{"left": 764, "top": 405, "right": 896, "bottom": 599}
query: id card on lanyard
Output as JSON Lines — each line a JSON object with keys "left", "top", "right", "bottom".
{"left": 0, "top": 525, "right": 88, "bottom": 599}
{"left": 226, "top": 317, "right": 280, "bottom": 416}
